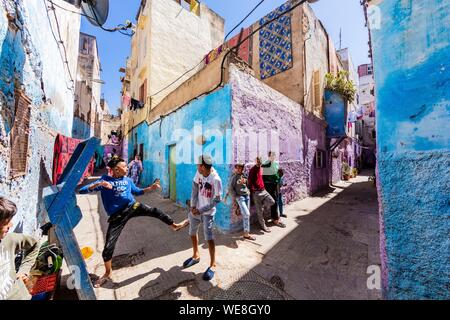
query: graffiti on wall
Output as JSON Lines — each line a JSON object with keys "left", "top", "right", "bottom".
{"left": 259, "top": 2, "right": 293, "bottom": 80}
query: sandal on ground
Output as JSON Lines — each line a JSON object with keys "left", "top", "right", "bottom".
{"left": 274, "top": 221, "right": 286, "bottom": 228}
{"left": 202, "top": 267, "right": 215, "bottom": 281}
{"left": 243, "top": 235, "right": 256, "bottom": 241}
{"left": 183, "top": 257, "right": 200, "bottom": 268}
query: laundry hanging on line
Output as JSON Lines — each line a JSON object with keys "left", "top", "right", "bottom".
{"left": 130, "top": 98, "right": 145, "bottom": 111}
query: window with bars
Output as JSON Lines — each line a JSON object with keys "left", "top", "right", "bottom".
{"left": 10, "top": 90, "right": 31, "bottom": 178}
{"left": 315, "top": 150, "right": 326, "bottom": 169}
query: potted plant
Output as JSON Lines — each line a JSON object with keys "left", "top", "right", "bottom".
{"left": 325, "top": 71, "right": 357, "bottom": 104}
{"left": 342, "top": 162, "right": 350, "bottom": 180}
{"left": 351, "top": 167, "right": 358, "bottom": 178}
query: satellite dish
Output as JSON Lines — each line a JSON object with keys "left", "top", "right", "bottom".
{"left": 80, "top": 0, "right": 109, "bottom": 27}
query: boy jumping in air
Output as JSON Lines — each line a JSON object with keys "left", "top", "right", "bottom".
{"left": 79, "top": 156, "right": 188, "bottom": 287}
{"left": 183, "top": 155, "right": 222, "bottom": 281}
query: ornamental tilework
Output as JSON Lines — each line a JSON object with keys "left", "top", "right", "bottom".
{"left": 259, "top": 2, "right": 293, "bottom": 80}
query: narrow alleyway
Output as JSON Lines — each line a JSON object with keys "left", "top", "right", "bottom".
{"left": 59, "top": 170, "right": 381, "bottom": 300}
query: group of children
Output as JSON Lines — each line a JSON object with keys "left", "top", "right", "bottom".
{"left": 0, "top": 152, "right": 286, "bottom": 298}
{"left": 228, "top": 151, "right": 286, "bottom": 241}
{"left": 83, "top": 152, "right": 286, "bottom": 285}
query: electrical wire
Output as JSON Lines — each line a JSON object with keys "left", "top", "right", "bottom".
{"left": 87, "top": 1, "right": 134, "bottom": 36}
{"left": 44, "top": 0, "right": 75, "bottom": 92}
{"left": 47, "top": 0, "right": 134, "bottom": 37}
{"left": 150, "top": 60, "right": 205, "bottom": 98}
{"left": 148, "top": 0, "right": 267, "bottom": 100}
{"left": 184, "top": 0, "right": 310, "bottom": 107}
{"left": 47, "top": 0, "right": 91, "bottom": 19}
{"left": 224, "top": 0, "right": 265, "bottom": 40}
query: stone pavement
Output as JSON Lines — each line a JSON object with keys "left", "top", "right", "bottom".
{"left": 59, "top": 171, "right": 381, "bottom": 300}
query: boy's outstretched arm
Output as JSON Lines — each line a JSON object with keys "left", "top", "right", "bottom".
{"left": 79, "top": 179, "right": 111, "bottom": 194}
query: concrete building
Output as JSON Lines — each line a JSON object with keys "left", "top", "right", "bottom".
{"left": 221, "top": 2, "right": 341, "bottom": 120}
{"left": 358, "top": 63, "right": 376, "bottom": 168}
{"left": 97, "top": 99, "right": 121, "bottom": 146}
{"left": 72, "top": 32, "right": 102, "bottom": 139}
{"left": 121, "top": 0, "right": 225, "bottom": 137}
{"left": 337, "top": 48, "right": 363, "bottom": 173}
{"left": 123, "top": 1, "right": 362, "bottom": 233}
{"left": 124, "top": 0, "right": 347, "bottom": 232}
{"left": 0, "top": 0, "right": 81, "bottom": 235}
{"left": 128, "top": 53, "right": 329, "bottom": 233}
{"left": 363, "top": 0, "right": 449, "bottom": 299}
{"left": 205, "top": 2, "right": 356, "bottom": 184}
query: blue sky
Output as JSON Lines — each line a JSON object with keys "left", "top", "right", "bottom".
{"left": 81, "top": 0, "right": 369, "bottom": 114}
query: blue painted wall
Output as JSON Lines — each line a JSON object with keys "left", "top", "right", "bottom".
{"left": 371, "top": 0, "right": 450, "bottom": 299}
{"left": 128, "top": 86, "right": 233, "bottom": 232}
{"left": 72, "top": 116, "right": 92, "bottom": 139}
{"left": 324, "top": 90, "right": 346, "bottom": 137}
{"left": 1, "top": 1, "right": 80, "bottom": 235}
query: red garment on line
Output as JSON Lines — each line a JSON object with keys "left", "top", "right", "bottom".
{"left": 52, "top": 134, "right": 94, "bottom": 185}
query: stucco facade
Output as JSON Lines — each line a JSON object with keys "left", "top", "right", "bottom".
{"left": 128, "top": 62, "right": 329, "bottom": 233}
{"left": 123, "top": 0, "right": 225, "bottom": 131}
{"left": 367, "top": 0, "right": 450, "bottom": 299}
{"left": 245, "top": 2, "right": 341, "bottom": 120}
{"left": 0, "top": 0, "right": 80, "bottom": 235}
{"left": 73, "top": 32, "right": 102, "bottom": 139}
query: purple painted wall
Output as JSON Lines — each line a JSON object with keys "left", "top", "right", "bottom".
{"left": 229, "top": 65, "right": 328, "bottom": 210}
{"left": 304, "top": 113, "right": 328, "bottom": 194}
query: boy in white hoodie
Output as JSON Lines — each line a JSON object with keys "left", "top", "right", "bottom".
{"left": 183, "top": 155, "right": 222, "bottom": 281}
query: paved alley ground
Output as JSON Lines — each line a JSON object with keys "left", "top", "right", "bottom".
{"left": 58, "top": 171, "right": 381, "bottom": 300}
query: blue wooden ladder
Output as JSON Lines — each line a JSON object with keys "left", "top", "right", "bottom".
{"left": 43, "top": 137, "right": 100, "bottom": 300}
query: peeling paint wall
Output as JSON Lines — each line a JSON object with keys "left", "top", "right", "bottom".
{"left": 128, "top": 86, "right": 233, "bottom": 232}
{"left": 129, "top": 64, "right": 329, "bottom": 233}
{"left": 230, "top": 65, "right": 328, "bottom": 228}
{"left": 370, "top": 0, "right": 450, "bottom": 299}
{"left": 0, "top": 0, "right": 80, "bottom": 235}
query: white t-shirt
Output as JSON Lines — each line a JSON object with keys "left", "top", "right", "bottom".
{"left": 193, "top": 168, "right": 223, "bottom": 216}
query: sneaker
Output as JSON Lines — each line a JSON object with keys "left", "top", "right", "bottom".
{"left": 262, "top": 227, "right": 271, "bottom": 233}
{"left": 280, "top": 214, "right": 287, "bottom": 218}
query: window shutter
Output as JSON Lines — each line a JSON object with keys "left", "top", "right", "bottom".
{"left": 10, "top": 90, "right": 31, "bottom": 177}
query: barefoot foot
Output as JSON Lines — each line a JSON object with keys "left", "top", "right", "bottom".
{"left": 94, "top": 274, "right": 111, "bottom": 288}
{"left": 172, "top": 219, "right": 189, "bottom": 231}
